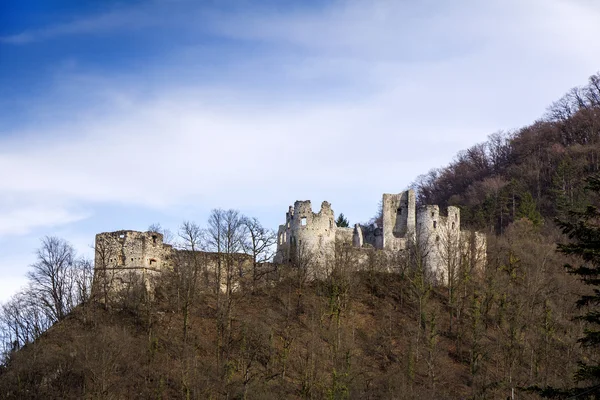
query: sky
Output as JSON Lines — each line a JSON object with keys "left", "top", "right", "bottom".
{"left": 1, "top": 0, "right": 599, "bottom": 302}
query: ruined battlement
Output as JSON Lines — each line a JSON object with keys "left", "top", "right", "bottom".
{"left": 93, "top": 191, "right": 486, "bottom": 295}
{"left": 274, "top": 190, "right": 487, "bottom": 284}
{"left": 93, "top": 229, "right": 254, "bottom": 298}
{"left": 275, "top": 200, "right": 337, "bottom": 271}
{"left": 94, "top": 230, "right": 172, "bottom": 271}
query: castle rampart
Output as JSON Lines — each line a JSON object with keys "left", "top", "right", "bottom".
{"left": 93, "top": 230, "right": 252, "bottom": 298}
{"left": 94, "top": 191, "right": 487, "bottom": 296}
{"left": 274, "top": 190, "right": 487, "bottom": 283}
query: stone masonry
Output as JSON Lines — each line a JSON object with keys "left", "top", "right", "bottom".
{"left": 274, "top": 190, "right": 486, "bottom": 284}
{"left": 93, "top": 230, "right": 252, "bottom": 298}
{"left": 93, "top": 190, "right": 486, "bottom": 295}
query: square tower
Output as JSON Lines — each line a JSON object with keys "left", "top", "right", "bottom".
{"left": 382, "top": 190, "right": 416, "bottom": 250}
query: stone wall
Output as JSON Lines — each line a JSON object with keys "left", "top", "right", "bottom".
{"left": 274, "top": 200, "right": 337, "bottom": 271}
{"left": 93, "top": 230, "right": 173, "bottom": 296}
{"left": 274, "top": 189, "right": 487, "bottom": 285}
{"left": 335, "top": 227, "right": 354, "bottom": 246}
{"left": 382, "top": 191, "right": 415, "bottom": 252}
{"left": 93, "top": 230, "right": 253, "bottom": 298}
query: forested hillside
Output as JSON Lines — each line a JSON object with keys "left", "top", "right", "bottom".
{"left": 0, "top": 241, "right": 585, "bottom": 399}
{"left": 413, "top": 72, "right": 600, "bottom": 233}
{"left": 2, "top": 74, "right": 600, "bottom": 399}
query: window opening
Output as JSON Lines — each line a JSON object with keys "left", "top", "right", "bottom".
{"left": 152, "top": 235, "right": 157, "bottom": 244}
{"left": 149, "top": 259, "right": 157, "bottom": 266}
{"left": 451, "top": 222, "right": 455, "bottom": 230}
{"left": 301, "top": 217, "right": 307, "bottom": 226}
{"left": 433, "top": 221, "right": 437, "bottom": 229}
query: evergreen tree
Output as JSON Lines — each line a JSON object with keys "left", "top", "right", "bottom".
{"left": 335, "top": 213, "right": 350, "bottom": 228}
{"left": 517, "top": 191, "right": 543, "bottom": 226}
{"left": 534, "top": 176, "right": 600, "bottom": 398}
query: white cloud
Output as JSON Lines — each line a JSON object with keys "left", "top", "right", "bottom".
{"left": 0, "top": 203, "right": 88, "bottom": 237}
{"left": 2, "top": 0, "right": 600, "bottom": 242}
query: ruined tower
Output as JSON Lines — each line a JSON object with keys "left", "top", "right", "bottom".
{"left": 274, "top": 200, "right": 338, "bottom": 275}
{"left": 93, "top": 230, "right": 172, "bottom": 295}
{"left": 382, "top": 190, "right": 416, "bottom": 251}
{"left": 417, "top": 205, "right": 463, "bottom": 284}
{"left": 274, "top": 189, "right": 486, "bottom": 285}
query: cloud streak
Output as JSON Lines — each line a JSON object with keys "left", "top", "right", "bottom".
{"left": 1, "top": 0, "right": 600, "bottom": 238}
{"left": 0, "top": 5, "right": 161, "bottom": 44}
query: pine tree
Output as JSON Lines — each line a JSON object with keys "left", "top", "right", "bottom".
{"left": 533, "top": 176, "right": 600, "bottom": 398}
{"left": 517, "top": 191, "right": 543, "bottom": 226}
{"left": 335, "top": 213, "right": 350, "bottom": 228}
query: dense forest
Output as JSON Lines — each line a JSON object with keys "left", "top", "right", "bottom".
{"left": 1, "top": 73, "right": 600, "bottom": 399}
{"left": 413, "top": 72, "right": 600, "bottom": 234}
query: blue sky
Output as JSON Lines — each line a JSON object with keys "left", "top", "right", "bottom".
{"left": 1, "top": 0, "right": 599, "bottom": 301}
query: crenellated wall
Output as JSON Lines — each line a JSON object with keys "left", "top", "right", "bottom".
{"left": 273, "top": 200, "right": 341, "bottom": 276}
{"left": 274, "top": 189, "right": 487, "bottom": 285}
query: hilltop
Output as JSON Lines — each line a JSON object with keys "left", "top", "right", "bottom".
{"left": 2, "top": 73, "right": 600, "bottom": 399}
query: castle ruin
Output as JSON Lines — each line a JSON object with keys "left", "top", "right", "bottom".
{"left": 93, "top": 230, "right": 252, "bottom": 298}
{"left": 274, "top": 190, "right": 486, "bottom": 283}
{"left": 92, "top": 190, "right": 486, "bottom": 296}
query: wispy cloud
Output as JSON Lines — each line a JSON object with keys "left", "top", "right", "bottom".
{"left": 1, "top": 5, "right": 160, "bottom": 44}
{"left": 0, "top": 203, "right": 88, "bottom": 237}
{"left": 2, "top": 0, "right": 600, "bottom": 238}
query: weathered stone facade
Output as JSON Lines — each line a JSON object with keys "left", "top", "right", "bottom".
{"left": 93, "top": 230, "right": 173, "bottom": 296}
{"left": 93, "top": 190, "right": 486, "bottom": 295}
{"left": 93, "top": 230, "right": 252, "bottom": 298}
{"left": 274, "top": 190, "right": 487, "bottom": 284}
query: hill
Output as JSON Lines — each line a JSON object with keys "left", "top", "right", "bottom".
{"left": 3, "top": 73, "right": 600, "bottom": 399}
{"left": 0, "top": 253, "right": 585, "bottom": 399}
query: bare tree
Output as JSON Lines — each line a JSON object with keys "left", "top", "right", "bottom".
{"left": 407, "top": 226, "right": 435, "bottom": 364}
{"left": 206, "top": 208, "right": 247, "bottom": 373}
{"left": 242, "top": 216, "right": 277, "bottom": 290}
{"left": 93, "top": 235, "right": 120, "bottom": 307}
{"left": 0, "top": 288, "right": 51, "bottom": 356}
{"left": 27, "top": 236, "right": 77, "bottom": 322}
{"left": 74, "top": 257, "right": 94, "bottom": 306}
{"left": 176, "top": 221, "right": 206, "bottom": 343}
{"left": 207, "top": 209, "right": 247, "bottom": 293}
{"left": 148, "top": 222, "right": 175, "bottom": 245}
